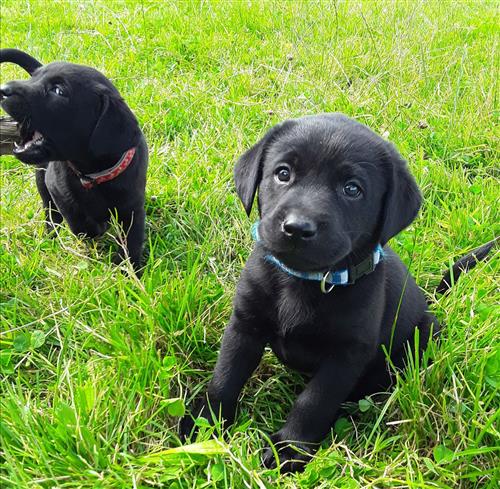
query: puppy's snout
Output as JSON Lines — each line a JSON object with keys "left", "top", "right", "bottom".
{"left": 282, "top": 214, "right": 317, "bottom": 240}
{"left": 0, "top": 81, "right": 25, "bottom": 100}
{"left": 0, "top": 83, "right": 14, "bottom": 99}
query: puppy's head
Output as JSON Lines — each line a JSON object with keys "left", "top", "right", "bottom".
{"left": 0, "top": 57, "right": 140, "bottom": 166}
{"left": 235, "top": 114, "right": 421, "bottom": 271}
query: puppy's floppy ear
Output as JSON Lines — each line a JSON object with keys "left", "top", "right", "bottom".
{"left": 89, "top": 92, "right": 140, "bottom": 157}
{"left": 234, "top": 121, "right": 291, "bottom": 216}
{"left": 379, "top": 149, "right": 422, "bottom": 245}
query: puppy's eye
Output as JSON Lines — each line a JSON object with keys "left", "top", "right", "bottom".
{"left": 49, "top": 85, "right": 66, "bottom": 97}
{"left": 275, "top": 166, "right": 291, "bottom": 183}
{"left": 343, "top": 181, "right": 362, "bottom": 197}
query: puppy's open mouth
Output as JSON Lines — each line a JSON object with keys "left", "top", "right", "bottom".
{"left": 10, "top": 121, "right": 52, "bottom": 163}
{"left": 13, "top": 129, "right": 45, "bottom": 155}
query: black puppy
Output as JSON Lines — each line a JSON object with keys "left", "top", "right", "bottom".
{"left": 0, "top": 49, "right": 148, "bottom": 270}
{"left": 181, "top": 113, "right": 483, "bottom": 472}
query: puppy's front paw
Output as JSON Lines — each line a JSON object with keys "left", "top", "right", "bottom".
{"left": 262, "top": 430, "right": 315, "bottom": 473}
{"left": 45, "top": 221, "right": 59, "bottom": 236}
{"left": 73, "top": 219, "right": 108, "bottom": 239}
{"left": 87, "top": 220, "right": 108, "bottom": 238}
{"left": 179, "top": 413, "right": 196, "bottom": 442}
{"left": 178, "top": 399, "right": 211, "bottom": 442}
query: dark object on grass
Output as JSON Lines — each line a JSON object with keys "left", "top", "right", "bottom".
{"left": 0, "top": 116, "right": 20, "bottom": 156}
{"left": 0, "top": 48, "right": 148, "bottom": 272}
{"left": 437, "top": 237, "right": 498, "bottom": 294}
{"left": 180, "top": 114, "right": 495, "bottom": 473}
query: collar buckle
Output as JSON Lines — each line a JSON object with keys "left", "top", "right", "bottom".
{"left": 320, "top": 271, "right": 336, "bottom": 294}
{"left": 347, "top": 253, "right": 375, "bottom": 284}
{"left": 80, "top": 175, "right": 96, "bottom": 189}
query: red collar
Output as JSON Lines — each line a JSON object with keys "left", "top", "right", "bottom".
{"left": 68, "top": 147, "right": 136, "bottom": 189}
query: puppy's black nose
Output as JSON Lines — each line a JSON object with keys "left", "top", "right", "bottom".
{"left": 282, "top": 215, "right": 317, "bottom": 239}
{"left": 0, "top": 84, "right": 13, "bottom": 99}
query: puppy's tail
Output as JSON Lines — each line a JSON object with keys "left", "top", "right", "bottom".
{"left": 437, "top": 237, "right": 499, "bottom": 294}
{"left": 0, "top": 48, "right": 43, "bottom": 75}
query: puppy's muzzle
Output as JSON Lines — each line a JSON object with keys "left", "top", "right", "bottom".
{"left": 282, "top": 213, "right": 317, "bottom": 240}
{"left": 0, "top": 83, "right": 14, "bottom": 100}
{"left": 0, "top": 81, "right": 26, "bottom": 100}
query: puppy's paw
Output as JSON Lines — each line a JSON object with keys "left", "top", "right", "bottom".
{"left": 45, "top": 222, "right": 59, "bottom": 236}
{"left": 88, "top": 220, "right": 108, "bottom": 238}
{"left": 73, "top": 219, "right": 108, "bottom": 239}
{"left": 111, "top": 252, "right": 143, "bottom": 277}
{"left": 262, "top": 430, "right": 315, "bottom": 473}
{"left": 178, "top": 399, "right": 211, "bottom": 442}
{"left": 111, "top": 252, "right": 128, "bottom": 266}
{"left": 179, "top": 413, "right": 196, "bottom": 442}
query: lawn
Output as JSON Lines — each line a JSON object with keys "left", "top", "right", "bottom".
{"left": 0, "top": 1, "right": 499, "bottom": 487}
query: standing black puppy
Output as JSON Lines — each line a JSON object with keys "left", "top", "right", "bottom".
{"left": 0, "top": 49, "right": 148, "bottom": 270}
{"left": 181, "top": 113, "right": 443, "bottom": 472}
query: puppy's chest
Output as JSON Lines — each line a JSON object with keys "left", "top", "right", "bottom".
{"left": 45, "top": 162, "right": 100, "bottom": 206}
{"left": 275, "top": 286, "right": 316, "bottom": 332}
{"left": 269, "top": 284, "right": 339, "bottom": 370}
{"left": 273, "top": 282, "right": 340, "bottom": 332}
{"left": 44, "top": 162, "right": 77, "bottom": 198}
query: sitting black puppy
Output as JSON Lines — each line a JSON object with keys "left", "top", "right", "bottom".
{"left": 181, "top": 114, "right": 461, "bottom": 472}
{"left": 0, "top": 49, "right": 148, "bottom": 270}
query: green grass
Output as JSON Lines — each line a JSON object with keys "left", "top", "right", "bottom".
{"left": 1, "top": 0, "right": 499, "bottom": 487}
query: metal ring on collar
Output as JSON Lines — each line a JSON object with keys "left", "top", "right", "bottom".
{"left": 320, "top": 271, "right": 335, "bottom": 294}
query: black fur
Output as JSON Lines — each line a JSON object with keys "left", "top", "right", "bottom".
{"left": 0, "top": 49, "right": 148, "bottom": 270}
{"left": 180, "top": 114, "right": 440, "bottom": 472}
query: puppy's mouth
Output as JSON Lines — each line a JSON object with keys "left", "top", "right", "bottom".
{"left": 14, "top": 129, "right": 44, "bottom": 154}
{"left": 257, "top": 222, "right": 351, "bottom": 272}
{"left": 270, "top": 249, "right": 344, "bottom": 272}
{"left": 12, "top": 122, "right": 52, "bottom": 163}
{"left": 261, "top": 237, "right": 349, "bottom": 272}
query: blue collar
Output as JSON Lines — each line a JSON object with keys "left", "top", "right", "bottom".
{"left": 251, "top": 221, "right": 384, "bottom": 293}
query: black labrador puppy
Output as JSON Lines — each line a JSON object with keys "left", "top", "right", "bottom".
{"left": 0, "top": 49, "right": 148, "bottom": 270}
{"left": 180, "top": 113, "right": 490, "bottom": 472}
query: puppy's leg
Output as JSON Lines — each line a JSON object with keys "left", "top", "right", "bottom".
{"left": 349, "top": 313, "right": 440, "bottom": 402}
{"left": 54, "top": 196, "right": 107, "bottom": 238}
{"left": 416, "top": 312, "right": 440, "bottom": 345}
{"left": 35, "top": 169, "right": 63, "bottom": 232}
{"left": 64, "top": 212, "right": 108, "bottom": 239}
{"left": 262, "top": 345, "right": 371, "bottom": 473}
{"left": 117, "top": 207, "right": 145, "bottom": 271}
{"left": 180, "top": 319, "right": 266, "bottom": 440}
